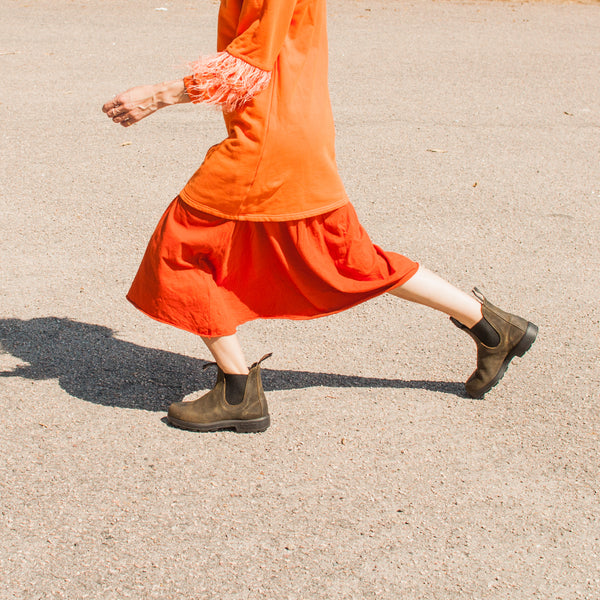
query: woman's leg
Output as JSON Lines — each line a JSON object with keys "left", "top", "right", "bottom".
{"left": 390, "top": 266, "right": 537, "bottom": 398}
{"left": 389, "top": 266, "right": 482, "bottom": 327}
{"left": 201, "top": 333, "right": 249, "bottom": 374}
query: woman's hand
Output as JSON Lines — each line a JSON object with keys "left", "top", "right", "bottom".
{"left": 102, "top": 80, "right": 190, "bottom": 127}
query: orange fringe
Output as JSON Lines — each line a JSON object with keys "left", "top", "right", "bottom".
{"left": 184, "top": 52, "right": 271, "bottom": 112}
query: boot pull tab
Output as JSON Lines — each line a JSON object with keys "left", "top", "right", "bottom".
{"left": 471, "top": 287, "right": 485, "bottom": 304}
{"left": 251, "top": 352, "right": 273, "bottom": 369}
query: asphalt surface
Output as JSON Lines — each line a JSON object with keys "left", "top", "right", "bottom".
{"left": 1, "top": 0, "right": 599, "bottom": 598}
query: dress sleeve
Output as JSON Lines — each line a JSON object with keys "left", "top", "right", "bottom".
{"left": 225, "top": 0, "right": 297, "bottom": 71}
{"left": 183, "top": 0, "right": 297, "bottom": 112}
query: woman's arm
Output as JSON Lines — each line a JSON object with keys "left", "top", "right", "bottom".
{"left": 102, "top": 79, "right": 190, "bottom": 127}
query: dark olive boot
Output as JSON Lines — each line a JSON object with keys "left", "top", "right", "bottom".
{"left": 167, "top": 353, "right": 271, "bottom": 432}
{"left": 451, "top": 288, "right": 538, "bottom": 399}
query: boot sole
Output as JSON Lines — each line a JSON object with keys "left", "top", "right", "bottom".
{"left": 167, "top": 414, "right": 270, "bottom": 433}
{"left": 469, "top": 322, "right": 538, "bottom": 399}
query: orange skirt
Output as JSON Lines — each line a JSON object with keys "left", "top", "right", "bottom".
{"left": 127, "top": 197, "right": 419, "bottom": 337}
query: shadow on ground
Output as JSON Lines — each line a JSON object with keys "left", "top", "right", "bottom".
{"left": 0, "top": 318, "right": 464, "bottom": 411}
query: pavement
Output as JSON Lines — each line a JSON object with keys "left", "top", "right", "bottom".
{"left": 1, "top": 0, "right": 599, "bottom": 598}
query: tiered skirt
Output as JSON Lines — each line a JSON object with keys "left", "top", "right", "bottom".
{"left": 127, "top": 197, "right": 419, "bottom": 337}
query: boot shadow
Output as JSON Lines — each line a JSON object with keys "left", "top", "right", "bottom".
{"left": 0, "top": 317, "right": 465, "bottom": 412}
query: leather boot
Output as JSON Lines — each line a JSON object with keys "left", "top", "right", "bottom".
{"left": 451, "top": 288, "right": 538, "bottom": 399}
{"left": 167, "top": 353, "right": 271, "bottom": 432}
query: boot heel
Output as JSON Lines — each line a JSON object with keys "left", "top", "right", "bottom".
{"left": 234, "top": 415, "right": 271, "bottom": 433}
{"left": 515, "top": 322, "right": 538, "bottom": 357}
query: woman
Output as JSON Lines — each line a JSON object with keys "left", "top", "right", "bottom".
{"left": 102, "top": 0, "right": 537, "bottom": 432}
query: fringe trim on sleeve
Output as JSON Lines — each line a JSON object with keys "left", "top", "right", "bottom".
{"left": 184, "top": 52, "right": 271, "bottom": 112}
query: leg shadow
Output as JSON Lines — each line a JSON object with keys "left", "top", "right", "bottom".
{"left": 0, "top": 317, "right": 464, "bottom": 412}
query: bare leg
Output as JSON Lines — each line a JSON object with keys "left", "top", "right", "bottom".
{"left": 202, "top": 268, "right": 479, "bottom": 373}
{"left": 389, "top": 266, "right": 482, "bottom": 328}
{"left": 201, "top": 333, "right": 249, "bottom": 374}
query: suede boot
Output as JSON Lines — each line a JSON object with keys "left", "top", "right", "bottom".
{"left": 451, "top": 288, "right": 538, "bottom": 399}
{"left": 167, "top": 354, "right": 271, "bottom": 432}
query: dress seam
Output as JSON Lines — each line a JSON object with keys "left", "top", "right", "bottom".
{"left": 177, "top": 190, "right": 349, "bottom": 222}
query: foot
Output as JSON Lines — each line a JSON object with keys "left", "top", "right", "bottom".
{"left": 451, "top": 289, "right": 538, "bottom": 399}
{"left": 167, "top": 354, "right": 271, "bottom": 432}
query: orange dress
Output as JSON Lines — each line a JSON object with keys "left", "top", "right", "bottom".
{"left": 180, "top": 0, "right": 349, "bottom": 221}
{"left": 127, "top": 0, "right": 418, "bottom": 337}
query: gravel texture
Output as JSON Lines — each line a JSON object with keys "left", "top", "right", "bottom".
{"left": 1, "top": 0, "right": 599, "bottom": 598}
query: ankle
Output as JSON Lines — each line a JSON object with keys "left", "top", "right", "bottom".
{"left": 454, "top": 298, "right": 483, "bottom": 329}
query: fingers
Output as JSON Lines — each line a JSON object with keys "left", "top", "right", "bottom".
{"left": 102, "top": 86, "right": 157, "bottom": 126}
{"left": 110, "top": 110, "right": 130, "bottom": 124}
{"left": 102, "top": 95, "right": 123, "bottom": 114}
{"left": 102, "top": 98, "right": 121, "bottom": 119}
{"left": 111, "top": 108, "right": 129, "bottom": 123}
{"left": 111, "top": 110, "right": 134, "bottom": 126}
{"left": 102, "top": 92, "right": 128, "bottom": 118}
{"left": 102, "top": 98, "right": 134, "bottom": 125}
